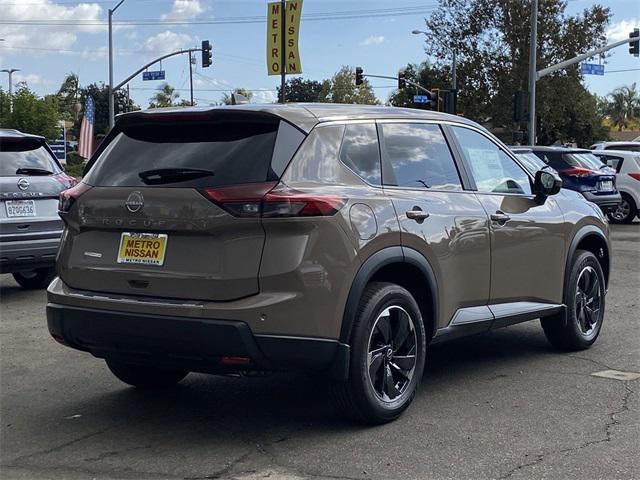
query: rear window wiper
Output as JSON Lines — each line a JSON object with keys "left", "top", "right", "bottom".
{"left": 15, "top": 167, "right": 53, "bottom": 175}
{"left": 138, "top": 167, "right": 215, "bottom": 185}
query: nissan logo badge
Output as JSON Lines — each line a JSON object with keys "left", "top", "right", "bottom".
{"left": 125, "top": 191, "right": 144, "bottom": 213}
{"left": 17, "top": 178, "right": 30, "bottom": 191}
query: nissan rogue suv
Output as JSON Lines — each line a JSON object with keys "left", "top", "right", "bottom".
{"left": 47, "top": 104, "right": 610, "bottom": 424}
{"left": 1, "top": 129, "right": 76, "bottom": 288}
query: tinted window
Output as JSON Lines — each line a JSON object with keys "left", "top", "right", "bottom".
{"left": 84, "top": 118, "right": 280, "bottom": 188}
{"left": 380, "top": 123, "right": 461, "bottom": 190}
{"left": 0, "top": 140, "right": 61, "bottom": 176}
{"left": 605, "top": 144, "right": 640, "bottom": 152}
{"left": 564, "top": 153, "right": 603, "bottom": 170}
{"left": 451, "top": 126, "right": 531, "bottom": 195}
{"left": 340, "top": 123, "right": 381, "bottom": 184}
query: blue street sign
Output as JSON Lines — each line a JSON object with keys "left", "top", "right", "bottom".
{"left": 143, "top": 70, "right": 166, "bottom": 81}
{"left": 49, "top": 122, "right": 66, "bottom": 163}
{"left": 413, "top": 95, "right": 430, "bottom": 104}
{"left": 580, "top": 63, "right": 605, "bottom": 76}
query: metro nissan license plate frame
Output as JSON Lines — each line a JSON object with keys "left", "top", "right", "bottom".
{"left": 117, "top": 232, "right": 168, "bottom": 266}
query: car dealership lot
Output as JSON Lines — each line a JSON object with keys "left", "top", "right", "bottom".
{"left": 1, "top": 224, "right": 638, "bottom": 480}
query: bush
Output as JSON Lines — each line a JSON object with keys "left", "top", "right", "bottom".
{"left": 64, "top": 159, "right": 85, "bottom": 179}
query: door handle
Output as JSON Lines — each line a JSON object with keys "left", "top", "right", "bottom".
{"left": 490, "top": 211, "right": 511, "bottom": 224}
{"left": 406, "top": 207, "right": 430, "bottom": 222}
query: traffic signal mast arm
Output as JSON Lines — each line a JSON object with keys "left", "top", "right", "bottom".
{"left": 362, "top": 73, "right": 433, "bottom": 96}
{"left": 113, "top": 47, "right": 203, "bottom": 92}
{"left": 536, "top": 34, "right": 638, "bottom": 80}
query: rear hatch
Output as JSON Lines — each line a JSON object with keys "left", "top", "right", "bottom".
{"left": 0, "top": 136, "right": 69, "bottom": 238}
{"left": 57, "top": 110, "right": 305, "bottom": 301}
{"left": 559, "top": 151, "right": 617, "bottom": 194}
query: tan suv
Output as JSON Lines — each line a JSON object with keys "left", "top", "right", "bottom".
{"left": 47, "top": 104, "right": 610, "bottom": 424}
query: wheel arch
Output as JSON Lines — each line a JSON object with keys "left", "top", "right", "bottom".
{"left": 567, "top": 225, "right": 610, "bottom": 290}
{"left": 340, "top": 246, "right": 438, "bottom": 344}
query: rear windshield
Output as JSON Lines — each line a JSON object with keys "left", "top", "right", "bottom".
{"left": 605, "top": 144, "right": 640, "bottom": 152}
{"left": 84, "top": 117, "right": 282, "bottom": 188}
{"left": 0, "top": 140, "right": 61, "bottom": 176}
{"left": 563, "top": 153, "right": 604, "bottom": 170}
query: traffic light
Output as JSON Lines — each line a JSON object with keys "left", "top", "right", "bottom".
{"left": 201, "top": 40, "right": 212, "bottom": 68}
{"left": 398, "top": 70, "right": 406, "bottom": 89}
{"left": 630, "top": 29, "right": 639, "bottom": 57}
{"left": 430, "top": 88, "right": 440, "bottom": 111}
{"left": 355, "top": 67, "right": 364, "bottom": 86}
{"left": 513, "top": 91, "right": 529, "bottom": 122}
{"left": 441, "top": 90, "right": 456, "bottom": 115}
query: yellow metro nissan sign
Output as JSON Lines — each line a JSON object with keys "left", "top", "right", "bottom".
{"left": 266, "top": 0, "right": 303, "bottom": 75}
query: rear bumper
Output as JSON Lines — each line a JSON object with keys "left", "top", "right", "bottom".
{"left": 581, "top": 191, "right": 622, "bottom": 212}
{"left": 0, "top": 235, "right": 61, "bottom": 273}
{"left": 46, "top": 303, "right": 350, "bottom": 379}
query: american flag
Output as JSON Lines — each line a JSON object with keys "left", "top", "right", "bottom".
{"left": 78, "top": 96, "right": 95, "bottom": 159}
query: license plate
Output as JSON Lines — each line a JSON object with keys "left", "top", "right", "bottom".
{"left": 598, "top": 180, "right": 613, "bottom": 192}
{"left": 117, "top": 232, "right": 168, "bottom": 266}
{"left": 5, "top": 200, "right": 36, "bottom": 217}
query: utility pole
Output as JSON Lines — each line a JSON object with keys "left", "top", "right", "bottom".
{"left": 108, "top": 0, "right": 126, "bottom": 129}
{"left": 527, "top": 0, "right": 538, "bottom": 145}
{"left": 280, "top": 0, "right": 286, "bottom": 103}
{"left": 451, "top": 49, "right": 457, "bottom": 90}
{"left": 1, "top": 68, "right": 20, "bottom": 112}
{"left": 189, "top": 53, "right": 194, "bottom": 106}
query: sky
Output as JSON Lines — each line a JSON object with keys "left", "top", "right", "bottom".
{"left": 0, "top": 0, "right": 638, "bottom": 108}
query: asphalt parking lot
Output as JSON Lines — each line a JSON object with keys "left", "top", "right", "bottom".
{"left": 1, "top": 223, "right": 638, "bottom": 480}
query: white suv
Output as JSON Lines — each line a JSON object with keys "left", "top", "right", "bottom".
{"left": 592, "top": 150, "right": 640, "bottom": 223}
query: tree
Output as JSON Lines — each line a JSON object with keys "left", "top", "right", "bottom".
{"left": 276, "top": 77, "right": 325, "bottom": 102}
{"left": 418, "top": 0, "right": 611, "bottom": 145}
{"left": 74, "top": 82, "right": 134, "bottom": 136}
{"left": 149, "top": 83, "right": 181, "bottom": 108}
{"left": 0, "top": 84, "right": 59, "bottom": 139}
{"left": 320, "top": 66, "right": 378, "bottom": 104}
{"left": 388, "top": 62, "right": 449, "bottom": 107}
{"left": 606, "top": 83, "right": 639, "bottom": 131}
{"left": 222, "top": 88, "right": 254, "bottom": 105}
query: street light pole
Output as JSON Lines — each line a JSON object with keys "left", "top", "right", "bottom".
{"left": 108, "top": 0, "right": 126, "bottom": 129}
{"left": 412, "top": 29, "right": 456, "bottom": 90}
{"left": 527, "top": 0, "right": 538, "bottom": 145}
{"left": 1, "top": 68, "right": 20, "bottom": 113}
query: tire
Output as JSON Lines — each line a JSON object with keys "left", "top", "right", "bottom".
{"left": 331, "top": 282, "right": 427, "bottom": 424}
{"left": 106, "top": 359, "right": 188, "bottom": 389}
{"left": 541, "top": 250, "right": 605, "bottom": 350}
{"left": 12, "top": 268, "right": 55, "bottom": 290}
{"left": 607, "top": 193, "right": 637, "bottom": 224}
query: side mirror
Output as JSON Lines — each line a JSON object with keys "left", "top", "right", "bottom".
{"left": 533, "top": 168, "right": 562, "bottom": 197}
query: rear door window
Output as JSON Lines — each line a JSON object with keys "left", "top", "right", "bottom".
{"left": 595, "top": 154, "right": 624, "bottom": 172}
{"left": 84, "top": 116, "right": 283, "bottom": 188}
{"left": 0, "top": 140, "right": 61, "bottom": 176}
{"left": 380, "top": 123, "right": 462, "bottom": 190}
{"left": 339, "top": 123, "right": 381, "bottom": 185}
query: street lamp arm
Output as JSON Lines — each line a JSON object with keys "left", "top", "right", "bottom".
{"left": 113, "top": 48, "right": 202, "bottom": 91}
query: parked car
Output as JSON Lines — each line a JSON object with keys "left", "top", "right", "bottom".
{"left": 592, "top": 149, "right": 640, "bottom": 223}
{"left": 1, "top": 129, "right": 76, "bottom": 288}
{"left": 47, "top": 105, "right": 611, "bottom": 424}
{"left": 590, "top": 141, "right": 640, "bottom": 152}
{"left": 529, "top": 146, "right": 621, "bottom": 214}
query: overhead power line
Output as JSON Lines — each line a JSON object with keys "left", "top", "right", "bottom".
{"left": 0, "top": 4, "right": 438, "bottom": 26}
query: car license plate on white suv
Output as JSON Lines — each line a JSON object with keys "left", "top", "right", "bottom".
{"left": 5, "top": 200, "right": 36, "bottom": 217}
{"left": 598, "top": 180, "right": 613, "bottom": 192}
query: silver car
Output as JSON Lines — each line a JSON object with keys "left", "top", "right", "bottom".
{"left": 0, "top": 129, "right": 76, "bottom": 288}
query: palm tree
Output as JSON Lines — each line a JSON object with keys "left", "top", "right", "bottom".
{"left": 149, "top": 83, "right": 180, "bottom": 108}
{"left": 607, "top": 83, "right": 640, "bottom": 131}
{"left": 222, "top": 88, "right": 253, "bottom": 105}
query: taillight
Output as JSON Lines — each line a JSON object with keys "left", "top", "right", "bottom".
{"left": 628, "top": 173, "right": 640, "bottom": 181}
{"left": 53, "top": 172, "right": 77, "bottom": 189}
{"left": 563, "top": 167, "right": 595, "bottom": 178}
{"left": 201, "top": 182, "right": 278, "bottom": 217}
{"left": 200, "top": 182, "right": 346, "bottom": 218}
{"left": 59, "top": 182, "right": 92, "bottom": 213}
{"left": 263, "top": 186, "right": 346, "bottom": 217}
